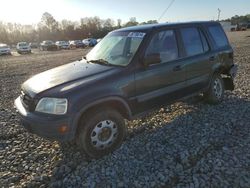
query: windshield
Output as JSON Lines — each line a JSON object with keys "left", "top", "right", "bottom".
{"left": 86, "top": 31, "right": 146, "bottom": 67}
{"left": 45, "top": 41, "right": 53, "bottom": 45}
{"left": 19, "top": 42, "right": 28, "bottom": 47}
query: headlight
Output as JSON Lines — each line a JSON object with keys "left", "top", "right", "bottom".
{"left": 35, "top": 98, "right": 68, "bottom": 115}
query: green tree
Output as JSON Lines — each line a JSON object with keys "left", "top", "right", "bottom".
{"left": 140, "top": 20, "right": 158, "bottom": 25}
{"left": 124, "top": 17, "right": 138, "bottom": 27}
{"left": 39, "top": 12, "right": 59, "bottom": 33}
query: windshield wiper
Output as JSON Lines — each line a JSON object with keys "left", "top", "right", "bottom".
{"left": 89, "top": 59, "right": 111, "bottom": 66}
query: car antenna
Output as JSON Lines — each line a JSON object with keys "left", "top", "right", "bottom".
{"left": 158, "top": 0, "right": 176, "bottom": 22}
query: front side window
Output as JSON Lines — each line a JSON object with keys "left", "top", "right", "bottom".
{"left": 86, "top": 31, "right": 145, "bottom": 66}
{"left": 145, "top": 30, "right": 178, "bottom": 63}
{"left": 180, "top": 27, "right": 204, "bottom": 57}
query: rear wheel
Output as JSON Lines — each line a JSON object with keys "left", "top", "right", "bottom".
{"left": 204, "top": 74, "right": 224, "bottom": 104}
{"left": 77, "top": 108, "right": 126, "bottom": 158}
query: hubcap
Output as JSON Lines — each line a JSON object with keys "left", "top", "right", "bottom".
{"left": 90, "top": 120, "right": 118, "bottom": 149}
{"left": 213, "top": 78, "right": 222, "bottom": 99}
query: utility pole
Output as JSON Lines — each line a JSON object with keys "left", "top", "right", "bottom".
{"left": 217, "top": 8, "right": 221, "bottom": 21}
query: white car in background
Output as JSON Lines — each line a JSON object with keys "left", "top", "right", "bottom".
{"left": 55, "top": 41, "right": 70, "bottom": 49}
{"left": 82, "top": 38, "right": 97, "bottom": 47}
{"left": 97, "top": 38, "right": 102, "bottom": 43}
{"left": 0, "top": 43, "right": 11, "bottom": 55}
{"left": 16, "top": 42, "right": 31, "bottom": 54}
{"left": 82, "top": 38, "right": 91, "bottom": 46}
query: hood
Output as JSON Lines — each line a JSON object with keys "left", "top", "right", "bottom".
{"left": 22, "top": 60, "right": 116, "bottom": 97}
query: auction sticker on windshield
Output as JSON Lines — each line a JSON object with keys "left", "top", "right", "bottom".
{"left": 128, "top": 32, "right": 146, "bottom": 38}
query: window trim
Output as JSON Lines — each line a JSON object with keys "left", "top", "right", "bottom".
{"left": 198, "top": 28, "right": 210, "bottom": 53}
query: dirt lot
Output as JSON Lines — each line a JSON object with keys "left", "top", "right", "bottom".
{"left": 0, "top": 31, "right": 250, "bottom": 187}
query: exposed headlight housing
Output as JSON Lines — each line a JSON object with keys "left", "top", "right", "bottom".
{"left": 35, "top": 98, "right": 68, "bottom": 115}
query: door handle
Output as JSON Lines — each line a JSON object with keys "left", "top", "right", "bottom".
{"left": 173, "top": 65, "right": 182, "bottom": 71}
{"left": 209, "top": 56, "right": 216, "bottom": 62}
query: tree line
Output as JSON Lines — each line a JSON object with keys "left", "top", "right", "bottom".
{"left": 223, "top": 14, "right": 250, "bottom": 25}
{"left": 0, "top": 12, "right": 157, "bottom": 45}
{"left": 1, "top": 12, "right": 249, "bottom": 45}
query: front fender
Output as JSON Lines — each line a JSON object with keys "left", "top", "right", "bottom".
{"left": 70, "top": 96, "right": 132, "bottom": 138}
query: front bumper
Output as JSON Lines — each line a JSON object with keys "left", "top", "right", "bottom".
{"left": 18, "top": 49, "right": 31, "bottom": 53}
{"left": 14, "top": 97, "right": 74, "bottom": 141}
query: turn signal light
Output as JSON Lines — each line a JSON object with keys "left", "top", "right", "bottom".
{"left": 58, "top": 125, "right": 68, "bottom": 134}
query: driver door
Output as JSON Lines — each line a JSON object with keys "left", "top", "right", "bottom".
{"left": 134, "top": 29, "right": 187, "bottom": 113}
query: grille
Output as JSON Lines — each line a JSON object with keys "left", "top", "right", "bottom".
{"left": 20, "top": 91, "right": 35, "bottom": 111}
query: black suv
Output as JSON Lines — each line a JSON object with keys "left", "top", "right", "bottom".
{"left": 15, "top": 21, "right": 237, "bottom": 158}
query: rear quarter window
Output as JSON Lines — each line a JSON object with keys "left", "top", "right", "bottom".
{"left": 208, "top": 25, "right": 229, "bottom": 48}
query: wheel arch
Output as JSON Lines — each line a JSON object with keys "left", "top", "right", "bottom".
{"left": 71, "top": 96, "right": 132, "bottom": 137}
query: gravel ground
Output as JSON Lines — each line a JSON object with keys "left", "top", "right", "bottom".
{"left": 0, "top": 31, "right": 250, "bottom": 188}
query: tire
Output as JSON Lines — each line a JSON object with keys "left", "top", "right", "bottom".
{"left": 77, "top": 108, "right": 126, "bottom": 158}
{"left": 205, "top": 74, "right": 224, "bottom": 104}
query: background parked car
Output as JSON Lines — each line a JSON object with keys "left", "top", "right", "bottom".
{"left": 0, "top": 43, "right": 11, "bottom": 55}
{"left": 55, "top": 41, "right": 70, "bottom": 50}
{"left": 29, "top": 42, "right": 39, "bottom": 48}
{"left": 16, "top": 42, "right": 31, "bottom": 54}
{"left": 235, "top": 23, "right": 248, "bottom": 31}
{"left": 40, "top": 40, "right": 57, "bottom": 51}
{"left": 247, "top": 23, "right": 250, "bottom": 29}
{"left": 69, "top": 40, "right": 85, "bottom": 48}
{"left": 239, "top": 23, "right": 247, "bottom": 31}
{"left": 97, "top": 38, "right": 102, "bottom": 43}
{"left": 82, "top": 38, "right": 97, "bottom": 47}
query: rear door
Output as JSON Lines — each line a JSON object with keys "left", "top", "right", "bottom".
{"left": 134, "top": 29, "right": 187, "bottom": 113}
{"left": 179, "top": 26, "right": 212, "bottom": 94}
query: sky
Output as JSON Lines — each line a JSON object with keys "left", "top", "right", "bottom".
{"left": 0, "top": 0, "right": 249, "bottom": 25}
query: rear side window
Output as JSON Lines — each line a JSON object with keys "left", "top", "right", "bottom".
{"left": 145, "top": 30, "right": 178, "bottom": 63}
{"left": 180, "top": 27, "right": 204, "bottom": 57}
{"left": 208, "top": 25, "right": 229, "bottom": 48}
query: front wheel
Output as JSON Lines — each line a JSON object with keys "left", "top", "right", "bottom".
{"left": 204, "top": 74, "right": 225, "bottom": 104}
{"left": 77, "top": 108, "right": 126, "bottom": 158}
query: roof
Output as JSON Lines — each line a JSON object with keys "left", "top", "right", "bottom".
{"left": 116, "top": 21, "right": 218, "bottom": 32}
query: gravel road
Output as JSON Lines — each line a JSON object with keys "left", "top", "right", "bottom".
{"left": 0, "top": 32, "right": 250, "bottom": 188}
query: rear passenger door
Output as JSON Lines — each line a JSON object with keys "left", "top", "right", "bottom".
{"left": 179, "top": 26, "right": 212, "bottom": 94}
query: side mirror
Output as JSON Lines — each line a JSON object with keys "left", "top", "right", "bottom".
{"left": 143, "top": 53, "right": 161, "bottom": 67}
